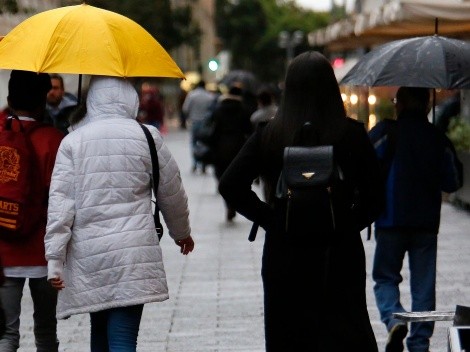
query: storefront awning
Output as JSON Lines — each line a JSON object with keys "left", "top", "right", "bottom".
{"left": 309, "top": 0, "right": 470, "bottom": 52}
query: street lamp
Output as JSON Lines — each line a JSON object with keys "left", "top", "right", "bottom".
{"left": 278, "top": 30, "right": 304, "bottom": 67}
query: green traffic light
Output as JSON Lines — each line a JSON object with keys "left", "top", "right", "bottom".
{"left": 208, "top": 59, "right": 219, "bottom": 71}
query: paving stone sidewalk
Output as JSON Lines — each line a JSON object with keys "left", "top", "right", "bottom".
{"left": 16, "top": 127, "right": 470, "bottom": 351}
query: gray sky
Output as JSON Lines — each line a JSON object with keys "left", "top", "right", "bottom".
{"left": 296, "top": 0, "right": 354, "bottom": 12}
{"left": 296, "top": 0, "right": 331, "bottom": 11}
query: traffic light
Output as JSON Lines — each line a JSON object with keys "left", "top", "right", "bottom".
{"left": 208, "top": 58, "right": 219, "bottom": 72}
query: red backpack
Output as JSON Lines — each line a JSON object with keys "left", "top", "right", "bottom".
{"left": 0, "top": 116, "right": 44, "bottom": 241}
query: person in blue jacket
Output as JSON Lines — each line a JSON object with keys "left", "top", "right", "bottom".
{"left": 369, "top": 87, "right": 463, "bottom": 352}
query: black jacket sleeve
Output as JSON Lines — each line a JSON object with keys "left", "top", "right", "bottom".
{"left": 218, "top": 130, "right": 275, "bottom": 231}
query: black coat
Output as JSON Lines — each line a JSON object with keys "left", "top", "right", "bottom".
{"left": 219, "top": 118, "right": 383, "bottom": 352}
{"left": 210, "top": 97, "right": 252, "bottom": 178}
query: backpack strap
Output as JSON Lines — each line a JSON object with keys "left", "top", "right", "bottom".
{"left": 6, "top": 115, "right": 47, "bottom": 135}
{"left": 248, "top": 223, "right": 259, "bottom": 242}
{"left": 7, "top": 115, "right": 47, "bottom": 184}
{"left": 5, "top": 115, "right": 24, "bottom": 131}
{"left": 139, "top": 123, "right": 164, "bottom": 240}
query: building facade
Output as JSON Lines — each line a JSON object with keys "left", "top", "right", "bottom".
{"left": 0, "top": 0, "right": 61, "bottom": 108}
{"left": 171, "top": 0, "right": 218, "bottom": 84}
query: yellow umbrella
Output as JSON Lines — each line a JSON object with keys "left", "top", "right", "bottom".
{"left": 0, "top": 3, "right": 184, "bottom": 79}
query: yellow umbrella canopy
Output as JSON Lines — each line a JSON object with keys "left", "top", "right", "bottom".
{"left": 0, "top": 4, "right": 184, "bottom": 79}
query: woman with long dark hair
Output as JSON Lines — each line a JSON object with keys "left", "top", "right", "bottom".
{"left": 219, "top": 51, "right": 384, "bottom": 351}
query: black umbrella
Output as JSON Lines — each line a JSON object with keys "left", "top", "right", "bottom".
{"left": 340, "top": 34, "right": 470, "bottom": 123}
{"left": 340, "top": 35, "right": 470, "bottom": 89}
{"left": 219, "top": 70, "right": 259, "bottom": 94}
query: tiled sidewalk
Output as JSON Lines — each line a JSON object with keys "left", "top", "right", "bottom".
{"left": 16, "top": 127, "right": 470, "bottom": 351}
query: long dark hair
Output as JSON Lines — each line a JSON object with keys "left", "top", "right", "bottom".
{"left": 262, "top": 51, "right": 347, "bottom": 154}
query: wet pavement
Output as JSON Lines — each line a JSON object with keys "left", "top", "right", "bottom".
{"left": 16, "top": 126, "right": 470, "bottom": 351}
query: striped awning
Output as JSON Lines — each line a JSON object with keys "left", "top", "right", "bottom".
{"left": 309, "top": 0, "right": 470, "bottom": 52}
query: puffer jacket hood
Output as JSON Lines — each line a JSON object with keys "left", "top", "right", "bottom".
{"left": 87, "top": 76, "right": 139, "bottom": 121}
{"left": 45, "top": 75, "right": 191, "bottom": 319}
{"left": 71, "top": 76, "right": 139, "bottom": 130}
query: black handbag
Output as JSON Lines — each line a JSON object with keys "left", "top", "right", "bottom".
{"left": 139, "top": 124, "right": 164, "bottom": 240}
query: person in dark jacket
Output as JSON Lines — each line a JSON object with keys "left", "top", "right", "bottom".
{"left": 210, "top": 85, "right": 253, "bottom": 221}
{"left": 45, "top": 73, "right": 78, "bottom": 135}
{"left": 250, "top": 87, "right": 278, "bottom": 129}
{"left": 218, "top": 51, "right": 384, "bottom": 352}
{"left": 369, "top": 87, "right": 463, "bottom": 352}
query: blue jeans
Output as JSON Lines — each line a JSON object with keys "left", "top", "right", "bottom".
{"left": 90, "top": 304, "right": 144, "bottom": 352}
{"left": 372, "top": 229, "right": 437, "bottom": 352}
{"left": 0, "top": 277, "right": 59, "bottom": 352}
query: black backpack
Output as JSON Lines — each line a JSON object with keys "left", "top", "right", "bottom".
{"left": 276, "top": 145, "right": 355, "bottom": 241}
{"left": 248, "top": 122, "right": 355, "bottom": 242}
{"left": 275, "top": 144, "right": 345, "bottom": 237}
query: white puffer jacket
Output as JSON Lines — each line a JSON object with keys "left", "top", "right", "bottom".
{"left": 45, "top": 76, "right": 191, "bottom": 319}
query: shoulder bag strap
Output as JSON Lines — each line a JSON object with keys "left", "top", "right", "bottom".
{"left": 139, "top": 123, "right": 163, "bottom": 239}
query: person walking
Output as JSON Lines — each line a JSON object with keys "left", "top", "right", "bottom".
{"left": 182, "top": 80, "right": 216, "bottom": 173}
{"left": 177, "top": 87, "right": 188, "bottom": 130}
{"left": 45, "top": 73, "right": 78, "bottom": 134}
{"left": 211, "top": 85, "right": 253, "bottom": 221}
{"left": 137, "top": 81, "right": 165, "bottom": 131}
{"left": 0, "top": 70, "right": 64, "bottom": 352}
{"left": 249, "top": 87, "right": 278, "bottom": 129}
{"left": 218, "top": 51, "right": 384, "bottom": 351}
{"left": 249, "top": 87, "right": 278, "bottom": 201}
{"left": 434, "top": 89, "right": 460, "bottom": 133}
{"left": 45, "top": 76, "right": 194, "bottom": 352}
{"left": 369, "top": 87, "right": 463, "bottom": 352}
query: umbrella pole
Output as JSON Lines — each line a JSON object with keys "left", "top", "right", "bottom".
{"left": 77, "top": 74, "right": 82, "bottom": 104}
